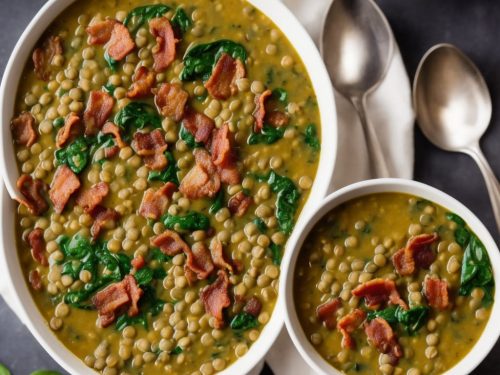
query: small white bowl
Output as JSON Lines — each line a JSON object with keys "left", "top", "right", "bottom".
{"left": 280, "top": 178, "right": 500, "bottom": 375}
{"left": 0, "top": 0, "right": 337, "bottom": 374}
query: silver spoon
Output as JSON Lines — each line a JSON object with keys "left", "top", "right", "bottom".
{"left": 321, "top": 0, "right": 394, "bottom": 178}
{"left": 414, "top": 43, "right": 500, "bottom": 234}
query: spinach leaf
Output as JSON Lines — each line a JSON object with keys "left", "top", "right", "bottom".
{"left": 179, "top": 124, "right": 202, "bottom": 148}
{"left": 104, "top": 51, "right": 119, "bottom": 72}
{"left": 64, "top": 234, "right": 92, "bottom": 259}
{"left": 114, "top": 102, "right": 161, "bottom": 130}
{"left": 258, "top": 171, "right": 301, "bottom": 234}
{"left": 116, "top": 313, "right": 148, "bottom": 331}
{"left": 446, "top": 212, "right": 466, "bottom": 227}
{"left": 366, "top": 306, "right": 398, "bottom": 324}
{"left": 148, "top": 151, "right": 179, "bottom": 185}
{"left": 52, "top": 117, "right": 64, "bottom": 129}
{"left": 103, "top": 83, "right": 116, "bottom": 95}
{"left": 124, "top": 4, "right": 171, "bottom": 33}
{"left": 272, "top": 88, "right": 288, "bottom": 103}
{"left": 304, "top": 123, "right": 320, "bottom": 151}
{"left": 230, "top": 312, "right": 258, "bottom": 330}
{"left": 367, "top": 305, "right": 429, "bottom": 335}
{"left": 171, "top": 8, "right": 192, "bottom": 34}
{"left": 135, "top": 267, "right": 154, "bottom": 286}
{"left": 170, "top": 346, "right": 183, "bottom": 355}
{"left": 148, "top": 248, "right": 173, "bottom": 263}
{"left": 269, "top": 242, "right": 282, "bottom": 265}
{"left": 55, "top": 136, "right": 90, "bottom": 174}
{"left": 163, "top": 211, "right": 210, "bottom": 231}
{"left": 253, "top": 218, "right": 267, "bottom": 233}
{"left": 248, "top": 124, "right": 285, "bottom": 145}
{"left": 0, "top": 363, "right": 11, "bottom": 375}
{"left": 140, "top": 284, "right": 166, "bottom": 316}
{"left": 180, "top": 39, "right": 247, "bottom": 81}
{"left": 209, "top": 190, "right": 224, "bottom": 214}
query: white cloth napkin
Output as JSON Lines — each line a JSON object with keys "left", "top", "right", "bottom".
{"left": 263, "top": 0, "right": 415, "bottom": 374}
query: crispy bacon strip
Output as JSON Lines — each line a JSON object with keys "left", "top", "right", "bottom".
{"left": 92, "top": 275, "right": 143, "bottom": 328}
{"left": 127, "top": 66, "right": 155, "bottom": 99}
{"left": 423, "top": 276, "right": 449, "bottom": 310}
{"left": 186, "top": 242, "right": 215, "bottom": 280}
{"left": 205, "top": 53, "right": 245, "bottom": 100}
{"left": 84, "top": 91, "right": 114, "bottom": 136}
{"left": 138, "top": 182, "right": 177, "bottom": 220}
{"left": 90, "top": 206, "right": 119, "bottom": 240}
{"left": 351, "top": 278, "right": 408, "bottom": 310}
{"left": 106, "top": 22, "right": 135, "bottom": 61}
{"left": 104, "top": 145, "right": 119, "bottom": 159}
{"left": 392, "top": 233, "right": 439, "bottom": 276}
{"left": 253, "top": 89, "right": 272, "bottom": 133}
{"left": 149, "top": 17, "right": 178, "bottom": 72}
{"left": 243, "top": 296, "right": 262, "bottom": 317}
{"left": 32, "top": 35, "right": 63, "bottom": 81}
{"left": 200, "top": 270, "right": 231, "bottom": 328}
{"left": 29, "top": 269, "right": 42, "bottom": 291}
{"left": 210, "top": 238, "right": 234, "bottom": 273}
{"left": 86, "top": 19, "right": 117, "bottom": 45}
{"left": 131, "top": 255, "right": 146, "bottom": 271}
{"left": 228, "top": 191, "right": 252, "bottom": 217}
{"left": 49, "top": 165, "right": 81, "bottom": 214}
{"left": 365, "top": 317, "right": 403, "bottom": 365}
{"left": 210, "top": 123, "right": 240, "bottom": 185}
{"left": 266, "top": 110, "right": 289, "bottom": 127}
{"left": 27, "top": 228, "right": 47, "bottom": 266}
{"left": 56, "top": 113, "right": 82, "bottom": 148}
{"left": 151, "top": 229, "right": 189, "bottom": 256}
{"left": 11, "top": 112, "right": 37, "bottom": 147}
{"left": 182, "top": 108, "right": 214, "bottom": 144}
{"left": 131, "top": 129, "right": 168, "bottom": 170}
{"left": 316, "top": 298, "right": 342, "bottom": 330}
{"left": 154, "top": 83, "right": 188, "bottom": 121}
{"left": 180, "top": 148, "right": 221, "bottom": 199}
{"left": 16, "top": 175, "right": 48, "bottom": 216}
{"left": 75, "top": 182, "right": 109, "bottom": 214}
{"left": 102, "top": 122, "right": 126, "bottom": 148}
{"left": 337, "top": 309, "right": 367, "bottom": 349}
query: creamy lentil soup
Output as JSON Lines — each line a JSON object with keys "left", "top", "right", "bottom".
{"left": 10, "top": 1, "right": 322, "bottom": 374}
{"left": 294, "top": 193, "right": 494, "bottom": 375}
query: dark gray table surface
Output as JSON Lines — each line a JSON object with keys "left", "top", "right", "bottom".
{"left": 0, "top": 0, "right": 499, "bottom": 374}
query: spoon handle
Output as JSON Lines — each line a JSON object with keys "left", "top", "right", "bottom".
{"left": 465, "top": 144, "right": 500, "bottom": 235}
{"left": 351, "top": 95, "right": 391, "bottom": 178}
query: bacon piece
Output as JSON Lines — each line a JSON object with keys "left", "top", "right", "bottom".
{"left": 392, "top": 233, "right": 439, "bottom": 276}
{"left": 228, "top": 191, "right": 252, "bottom": 217}
{"left": 351, "top": 278, "right": 408, "bottom": 310}
{"left": 182, "top": 108, "right": 214, "bottom": 144}
{"left": 104, "top": 145, "right": 119, "bottom": 159}
{"left": 151, "top": 229, "right": 189, "bottom": 256}
{"left": 56, "top": 113, "right": 82, "bottom": 148}
{"left": 365, "top": 317, "right": 403, "bottom": 365}
{"left": 27, "top": 228, "right": 47, "bottom": 266}
{"left": 186, "top": 242, "right": 215, "bottom": 280}
{"left": 106, "top": 22, "right": 135, "bottom": 61}
{"left": 32, "top": 35, "right": 63, "bottom": 81}
{"left": 210, "top": 238, "right": 234, "bottom": 273}
{"left": 11, "top": 112, "right": 37, "bottom": 147}
{"left": 154, "top": 83, "right": 188, "bottom": 121}
{"left": 266, "top": 111, "right": 289, "bottom": 127}
{"left": 75, "top": 182, "right": 109, "bottom": 214}
{"left": 84, "top": 91, "right": 114, "bottom": 136}
{"left": 423, "top": 277, "right": 449, "bottom": 310}
{"left": 253, "top": 89, "right": 272, "bottom": 133}
{"left": 210, "top": 123, "right": 240, "bottom": 185}
{"left": 92, "top": 275, "right": 143, "bottom": 328}
{"left": 337, "top": 309, "right": 367, "bottom": 349}
{"left": 49, "top": 165, "right": 81, "bottom": 214}
{"left": 131, "top": 255, "right": 146, "bottom": 271}
{"left": 138, "top": 182, "right": 177, "bottom": 220}
{"left": 16, "top": 174, "right": 48, "bottom": 215}
{"left": 204, "top": 53, "right": 245, "bottom": 100}
{"left": 184, "top": 264, "right": 198, "bottom": 285}
{"left": 149, "top": 17, "right": 178, "bottom": 72}
{"left": 180, "top": 148, "right": 221, "bottom": 199}
{"left": 316, "top": 298, "right": 342, "bottom": 330}
{"left": 29, "top": 269, "right": 42, "bottom": 291}
{"left": 127, "top": 66, "right": 155, "bottom": 99}
{"left": 90, "top": 206, "right": 119, "bottom": 240}
{"left": 243, "top": 296, "right": 262, "bottom": 317}
{"left": 102, "top": 121, "right": 126, "bottom": 148}
{"left": 86, "top": 19, "right": 117, "bottom": 45}
{"left": 200, "top": 270, "right": 231, "bottom": 328}
{"left": 131, "top": 129, "right": 168, "bottom": 170}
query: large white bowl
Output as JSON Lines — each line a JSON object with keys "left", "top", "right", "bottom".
{"left": 0, "top": 0, "right": 337, "bottom": 374}
{"left": 281, "top": 178, "right": 500, "bottom": 375}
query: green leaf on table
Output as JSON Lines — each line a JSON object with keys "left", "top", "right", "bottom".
{"left": 30, "top": 371, "right": 62, "bottom": 375}
{"left": 0, "top": 363, "right": 11, "bottom": 375}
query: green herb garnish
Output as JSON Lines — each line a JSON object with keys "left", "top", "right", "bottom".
{"left": 230, "top": 312, "right": 258, "bottom": 331}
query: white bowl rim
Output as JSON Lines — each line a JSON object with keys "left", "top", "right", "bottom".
{"left": 0, "top": 0, "right": 338, "bottom": 374}
{"left": 281, "top": 178, "right": 500, "bottom": 375}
